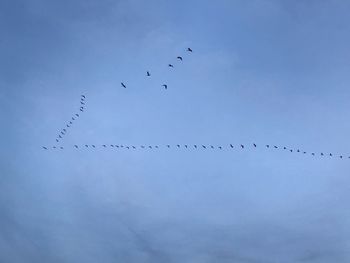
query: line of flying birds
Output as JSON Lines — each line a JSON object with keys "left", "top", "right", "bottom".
{"left": 54, "top": 95, "right": 86, "bottom": 144}
{"left": 121, "top": 47, "right": 193, "bottom": 90}
{"left": 41, "top": 143, "right": 349, "bottom": 160}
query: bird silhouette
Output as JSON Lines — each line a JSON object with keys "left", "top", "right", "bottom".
{"left": 340, "top": 155, "right": 343, "bottom": 159}
{"left": 290, "top": 149, "right": 293, "bottom": 152}
{"left": 80, "top": 102, "right": 85, "bottom": 105}
{"left": 42, "top": 146, "right": 48, "bottom": 150}
{"left": 210, "top": 145, "right": 214, "bottom": 149}
{"left": 329, "top": 153, "right": 333, "bottom": 156}
{"left": 60, "top": 147, "right": 64, "bottom": 149}
{"left": 121, "top": 82, "right": 126, "bottom": 88}
{"left": 53, "top": 146, "right": 56, "bottom": 149}
{"left": 321, "top": 153, "right": 324, "bottom": 156}
{"left": 132, "top": 146, "right": 136, "bottom": 149}
{"left": 74, "top": 145, "right": 78, "bottom": 148}
{"left": 85, "top": 145, "right": 88, "bottom": 147}
{"left": 69, "top": 121, "right": 73, "bottom": 124}
{"left": 266, "top": 145, "right": 270, "bottom": 148}
{"left": 202, "top": 145, "right": 206, "bottom": 149}
{"left": 253, "top": 143, "right": 257, "bottom": 147}
{"left": 148, "top": 146, "right": 152, "bottom": 149}
{"left": 167, "top": 145, "right": 170, "bottom": 148}
{"left": 312, "top": 153, "right": 315, "bottom": 156}
{"left": 56, "top": 139, "right": 59, "bottom": 142}
{"left": 155, "top": 146, "right": 159, "bottom": 148}
{"left": 177, "top": 145, "right": 180, "bottom": 148}
{"left": 230, "top": 144, "right": 234, "bottom": 148}
{"left": 162, "top": 84, "right": 168, "bottom": 89}
{"left": 147, "top": 71, "right": 151, "bottom": 76}
{"left": 177, "top": 56, "right": 183, "bottom": 61}
{"left": 110, "top": 145, "right": 114, "bottom": 147}
{"left": 194, "top": 145, "right": 198, "bottom": 148}
{"left": 66, "top": 125, "right": 70, "bottom": 128}
{"left": 185, "top": 145, "right": 188, "bottom": 148}
{"left": 240, "top": 145, "right": 244, "bottom": 149}
{"left": 81, "top": 95, "right": 86, "bottom": 98}
{"left": 75, "top": 114, "right": 79, "bottom": 117}
{"left": 72, "top": 117, "right": 75, "bottom": 120}
{"left": 168, "top": 64, "right": 174, "bottom": 68}
{"left": 187, "top": 48, "right": 193, "bottom": 52}
{"left": 218, "top": 146, "right": 222, "bottom": 149}
{"left": 303, "top": 151, "right": 307, "bottom": 154}
{"left": 102, "top": 145, "right": 106, "bottom": 147}
{"left": 63, "top": 129, "right": 66, "bottom": 132}
{"left": 59, "top": 135, "right": 62, "bottom": 138}
{"left": 92, "top": 145, "right": 96, "bottom": 148}
{"left": 126, "top": 146, "right": 130, "bottom": 149}
{"left": 274, "top": 146, "right": 278, "bottom": 149}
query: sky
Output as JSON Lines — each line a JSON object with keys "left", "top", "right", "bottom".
{"left": 1, "top": 0, "right": 350, "bottom": 262}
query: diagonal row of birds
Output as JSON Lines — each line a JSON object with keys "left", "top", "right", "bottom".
{"left": 54, "top": 95, "right": 86, "bottom": 144}
{"left": 42, "top": 143, "right": 350, "bottom": 160}
{"left": 121, "top": 47, "right": 193, "bottom": 90}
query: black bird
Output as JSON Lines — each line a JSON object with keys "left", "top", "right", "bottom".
{"left": 297, "top": 149, "right": 300, "bottom": 152}
{"left": 60, "top": 147, "right": 64, "bottom": 149}
{"left": 81, "top": 95, "right": 86, "bottom": 98}
{"left": 75, "top": 114, "right": 79, "bottom": 117}
{"left": 177, "top": 56, "right": 183, "bottom": 61}
{"left": 187, "top": 48, "right": 193, "bottom": 52}
{"left": 329, "top": 153, "right": 333, "bottom": 157}
{"left": 67, "top": 125, "right": 70, "bottom": 128}
{"left": 155, "top": 146, "right": 159, "bottom": 148}
{"left": 162, "top": 84, "right": 168, "bottom": 89}
{"left": 218, "top": 146, "right": 222, "bottom": 150}
{"left": 61, "top": 132, "right": 64, "bottom": 135}
{"left": 230, "top": 144, "right": 234, "bottom": 148}
{"left": 266, "top": 145, "right": 270, "bottom": 148}
{"left": 167, "top": 145, "right": 170, "bottom": 148}
{"left": 185, "top": 145, "right": 188, "bottom": 148}
{"left": 115, "top": 145, "right": 119, "bottom": 148}
{"left": 110, "top": 145, "right": 114, "bottom": 147}
{"left": 80, "top": 102, "right": 85, "bottom": 105}
{"left": 240, "top": 145, "right": 244, "bottom": 149}
{"left": 194, "top": 145, "right": 198, "bottom": 148}
{"left": 202, "top": 145, "right": 206, "bottom": 149}
{"left": 274, "top": 146, "right": 278, "bottom": 149}
{"left": 56, "top": 139, "right": 59, "bottom": 142}
{"left": 85, "top": 145, "right": 88, "bottom": 147}
{"left": 147, "top": 71, "right": 151, "bottom": 76}
{"left": 70, "top": 121, "right": 73, "bottom": 124}
{"left": 59, "top": 135, "right": 62, "bottom": 138}
{"left": 121, "top": 82, "right": 126, "bottom": 88}
{"left": 283, "top": 147, "right": 287, "bottom": 150}
{"left": 92, "top": 145, "right": 96, "bottom": 148}
{"left": 53, "top": 146, "right": 56, "bottom": 149}
{"left": 74, "top": 145, "right": 78, "bottom": 148}
{"left": 148, "top": 146, "right": 152, "bottom": 149}
{"left": 80, "top": 108, "right": 83, "bottom": 112}
{"left": 303, "top": 152, "right": 307, "bottom": 154}
{"left": 177, "top": 144, "right": 180, "bottom": 148}
{"left": 72, "top": 117, "right": 75, "bottom": 120}
{"left": 102, "top": 145, "right": 106, "bottom": 147}
{"left": 321, "top": 153, "right": 324, "bottom": 156}
{"left": 290, "top": 149, "right": 293, "bottom": 152}
{"left": 120, "top": 145, "right": 124, "bottom": 148}
{"left": 42, "top": 146, "right": 48, "bottom": 150}
{"left": 168, "top": 64, "right": 174, "bottom": 68}
{"left": 126, "top": 146, "right": 130, "bottom": 149}
{"left": 210, "top": 145, "right": 214, "bottom": 149}
{"left": 311, "top": 153, "right": 315, "bottom": 156}
{"left": 253, "top": 143, "right": 257, "bottom": 147}
{"left": 63, "top": 129, "right": 66, "bottom": 132}
{"left": 132, "top": 146, "right": 136, "bottom": 149}
{"left": 340, "top": 155, "right": 343, "bottom": 159}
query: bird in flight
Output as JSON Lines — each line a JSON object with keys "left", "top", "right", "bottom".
{"left": 253, "top": 143, "right": 257, "bottom": 147}
{"left": 121, "top": 82, "right": 126, "bottom": 88}
{"left": 147, "top": 71, "right": 151, "bottom": 76}
{"left": 202, "top": 145, "right": 206, "bottom": 149}
{"left": 177, "top": 56, "right": 183, "bottom": 61}
{"left": 168, "top": 64, "right": 174, "bottom": 68}
{"left": 42, "top": 146, "right": 48, "bottom": 150}
{"left": 162, "top": 84, "right": 168, "bottom": 89}
{"left": 187, "top": 48, "right": 193, "bottom": 52}
{"left": 75, "top": 114, "right": 79, "bottom": 117}
{"left": 74, "top": 145, "right": 78, "bottom": 148}
{"left": 230, "top": 144, "right": 234, "bottom": 148}
{"left": 81, "top": 95, "right": 85, "bottom": 98}
{"left": 240, "top": 145, "right": 244, "bottom": 149}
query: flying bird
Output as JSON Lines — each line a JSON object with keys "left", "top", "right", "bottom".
{"left": 202, "top": 145, "right": 206, "bottom": 149}
{"left": 102, "top": 145, "right": 106, "bottom": 147}
{"left": 121, "top": 82, "right": 126, "bottom": 88}
{"left": 75, "top": 114, "right": 79, "bottom": 117}
{"left": 194, "top": 145, "right": 198, "bottom": 148}
{"left": 177, "top": 56, "right": 183, "bottom": 61}
{"left": 167, "top": 145, "right": 170, "bottom": 148}
{"left": 168, "top": 64, "right": 174, "bottom": 68}
{"left": 162, "top": 84, "right": 168, "bottom": 89}
{"left": 240, "top": 145, "right": 244, "bottom": 149}
{"left": 81, "top": 95, "right": 85, "bottom": 98}
{"left": 185, "top": 145, "right": 188, "bottom": 148}
{"left": 274, "top": 146, "right": 278, "bottom": 149}
{"left": 85, "top": 145, "right": 88, "bottom": 148}
{"left": 42, "top": 146, "right": 48, "bottom": 150}
{"left": 148, "top": 146, "right": 152, "bottom": 149}
{"left": 56, "top": 139, "right": 59, "bottom": 142}
{"left": 230, "top": 144, "right": 234, "bottom": 148}
{"left": 60, "top": 147, "right": 64, "bottom": 149}
{"left": 92, "top": 145, "right": 95, "bottom": 148}
{"left": 253, "top": 143, "right": 257, "bottom": 147}
{"left": 155, "top": 146, "right": 159, "bottom": 148}
{"left": 218, "top": 146, "right": 222, "bottom": 150}
{"left": 266, "top": 145, "right": 270, "bottom": 148}
{"left": 210, "top": 145, "right": 214, "bottom": 149}
{"left": 132, "top": 146, "right": 136, "bottom": 149}
{"left": 147, "top": 71, "right": 151, "bottom": 76}
{"left": 59, "top": 135, "right": 62, "bottom": 138}
{"left": 187, "top": 48, "right": 193, "bottom": 52}
{"left": 74, "top": 145, "right": 78, "bottom": 148}
{"left": 177, "top": 145, "right": 180, "bottom": 148}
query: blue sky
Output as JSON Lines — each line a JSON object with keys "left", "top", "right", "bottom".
{"left": 1, "top": 0, "right": 350, "bottom": 262}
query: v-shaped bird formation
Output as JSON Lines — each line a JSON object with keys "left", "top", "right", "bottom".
{"left": 42, "top": 47, "right": 349, "bottom": 162}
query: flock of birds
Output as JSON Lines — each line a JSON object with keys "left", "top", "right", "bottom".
{"left": 42, "top": 143, "right": 349, "bottom": 159}
{"left": 42, "top": 47, "right": 349, "bottom": 161}
{"left": 53, "top": 95, "right": 86, "bottom": 145}
{"left": 120, "top": 47, "right": 193, "bottom": 90}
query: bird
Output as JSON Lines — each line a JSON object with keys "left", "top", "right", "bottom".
{"left": 60, "top": 147, "right": 64, "bottom": 149}
{"left": 340, "top": 155, "right": 343, "bottom": 159}
{"left": 185, "top": 145, "right": 188, "bottom": 148}
{"left": 66, "top": 125, "right": 70, "bottom": 128}
{"left": 321, "top": 153, "right": 324, "bottom": 156}
{"left": 194, "top": 145, "right": 198, "bottom": 148}
{"left": 240, "top": 145, "right": 244, "bottom": 149}
{"left": 274, "top": 146, "right": 278, "bottom": 149}
{"left": 121, "top": 82, "right": 126, "bottom": 88}
{"left": 218, "top": 146, "right": 222, "bottom": 150}
{"left": 147, "top": 71, "right": 151, "bottom": 76}
{"left": 42, "top": 146, "right": 48, "bottom": 150}
{"left": 155, "top": 146, "right": 159, "bottom": 148}
{"left": 72, "top": 117, "right": 75, "bottom": 120}
{"left": 148, "top": 146, "right": 152, "bottom": 149}
{"left": 230, "top": 144, "right": 234, "bottom": 148}
{"left": 187, "top": 48, "right": 193, "bottom": 52}
{"left": 80, "top": 102, "right": 85, "bottom": 105}
{"left": 80, "top": 108, "right": 83, "bottom": 112}
{"left": 126, "top": 146, "right": 130, "bottom": 149}
{"left": 56, "top": 139, "right": 59, "bottom": 142}
{"left": 110, "top": 145, "right": 114, "bottom": 147}
{"left": 69, "top": 121, "right": 73, "bottom": 124}
{"left": 61, "top": 132, "right": 64, "bottom": 135}
{"left": 132, "top": 146, "right": 136, "bottom": 149}
{"left": 297, "top": 149, "right": 300, "bottom": 152}
{"left": 167, "top": 145, "right": 170, "bottom": 148}
{"left": 253, "top": 143, "right": 257, "bottom": 147}
{"left": 92, "top": 145, "right": 96, "bottom": 148}
{"left": 202, "top": 145, "right": 206, "bottom": 149}
{"left": 303, "top": 151, "right": 307, "bottom": 154}
{"left": 85, "top": 145, "right": 88, "bottom": 148}
{"left": 74, "top": 145, "right": 78, "bottom": 148}
{"left": 75, "top": 114, "right": 79, "bottom": 117}
{"left": 311, "top": 153, "right": 315, "bottom": 156}
{"left": 59, "top": 135, "right": 62, "bottom": 138}
{"left": 168, "top": 64, "right": 174, "bottom": 68}
{"left": 81, "top": 95, "right": 86, "bottom": 98}
{"left": 162, "top": 84, "right": 168, "bottom": 89}
{"left": 283, "top": 147, "right": 287, "bottom": 150}
{"left": 53, "top": 146, "right": 56, "bottom": 149}
{"left": 290, "top": 149, "right": 293, "bottom": 152}
{"left": 177, "top": 145, "right": 180, "bottom": 148}
{"left": 102, "top": 145, "right": 106, "bottom": 147}
{"left": 329, "top": 153, "right": 333, "bottom": 157}
{"left": 177, "top": 56, "right": 183, "bottom": 61}
{"left": 210, "top": 145, "right": 214, "bottom": 149}
{"left": 266, "top": 145, "right": 270, "bottom": 148}
{"left": 63, "top": 129, "right": 66, "bottom": 132}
